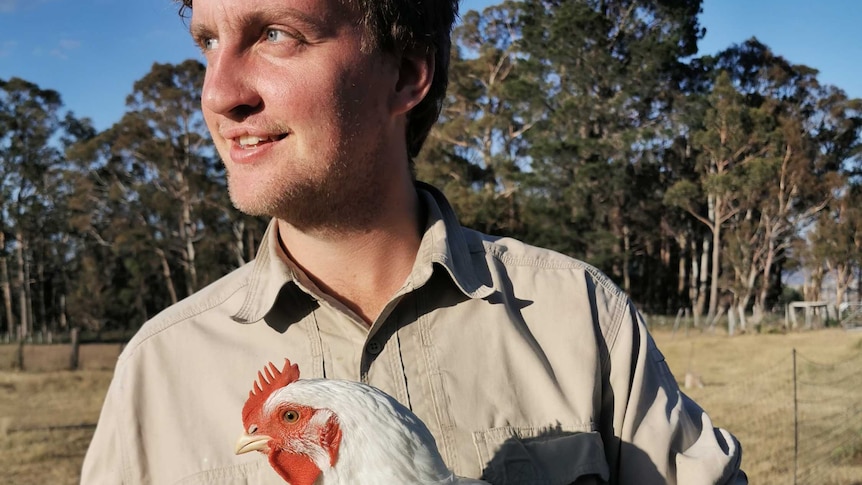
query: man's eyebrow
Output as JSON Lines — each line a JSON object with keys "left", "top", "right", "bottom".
{"left": 189, "top": 6, "right": 336, "bottom": 43}
{"left": 189, "top": 23, "right": 216, "bottom": 44}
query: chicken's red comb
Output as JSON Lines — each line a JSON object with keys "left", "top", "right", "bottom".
{"left": 242, "top": 358, "right": 301, "bottom": 425}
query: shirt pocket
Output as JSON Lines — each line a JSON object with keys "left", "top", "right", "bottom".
{"left": 473, "top": 427, "right": 610, "bottom": 485}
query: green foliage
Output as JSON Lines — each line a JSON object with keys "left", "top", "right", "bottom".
{"left": 418, "top": 1, "right": 861, "bottom": 316}
{"left": 0, "top": 77, "right": 85, "bottom": 339}
{"left": 665, "top": 179, "right": 701, "bottom": 210}
{"left": 2, "top": 1, "right": 861, "bottom": 336}
{"left": 0, "top": 61, "right": 269, "bottom": 338}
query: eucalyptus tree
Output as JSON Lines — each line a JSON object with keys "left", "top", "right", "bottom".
{"left": 666, "top": 39, "right": 858, "bottom": 326}
{"left": 722, "top": 42, "right": 854, "bottom": 322}
{"left": 666, "top": 67, "right": 774, "bottom": 321}
{"left": 64, "top": 123, "right": 167, "bottom": 332}
{"left": 65, "top": 60, "right": 252, "bottom": 331}
{"left": 417, "top": 0, "right": 543, "bottom": 237}
{"left": 747, "top": 91, "right": 853, "bottom": 320}
{"left": 0, "top": 77, "right": 77, "bottom": 340}
{"left": 808, "top": 184, "right": 862, "bottom": 309}
{"left": 122, "top": 60, "right": 217, "bottom": 297}
{"left": 516, "top": 0, "right": 704, "bottom": 301}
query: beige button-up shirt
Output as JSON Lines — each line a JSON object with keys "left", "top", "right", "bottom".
{"left": 82, "top": 184, "right": 745, "bottom": 485}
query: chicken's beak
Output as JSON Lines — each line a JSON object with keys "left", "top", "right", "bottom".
{"left": 235, "top": 433, "right": 272, "bottom": 455}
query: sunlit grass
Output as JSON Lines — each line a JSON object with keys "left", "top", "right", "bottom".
{"left": 2, "top": 329, "right": 861, "bottom": 484}
{"left": 653, "top": 326, "right": 862, "bottom": 485}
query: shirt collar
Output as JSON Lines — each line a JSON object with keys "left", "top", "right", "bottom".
{"left": 230, "top": 219, "right": 300, "bottom": 324}
{"left": 231, "top": 183, "right": 494, "bottom": 324}
{"left": 413, "top": 182, "right": 495, "bottom": 299}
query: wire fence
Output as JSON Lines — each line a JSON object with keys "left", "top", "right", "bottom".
{"left": 841, "top": 303, "right": 862, "bottom": 330}
{"left": 685, "top": 346, "right": 862, "bottom": 485}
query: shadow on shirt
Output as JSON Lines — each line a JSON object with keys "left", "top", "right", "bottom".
{"left": 479, "top": 425, "right": 664, "bottom": 485}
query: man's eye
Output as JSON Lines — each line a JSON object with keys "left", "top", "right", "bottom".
{"left": 202, "top": 38, "right": 219, "bottom": 51}
{"left": 265, "top": 29, "right": 289, "bottom": 43}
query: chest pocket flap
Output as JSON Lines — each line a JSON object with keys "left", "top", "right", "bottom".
{"left": 474, "top": 428, "right": 610, "bottom": 485}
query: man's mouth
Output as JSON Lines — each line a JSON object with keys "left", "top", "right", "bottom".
{"left": 236, "top": 134, "right": 288, "bottom": 148}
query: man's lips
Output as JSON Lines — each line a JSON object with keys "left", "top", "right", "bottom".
{"left": 220, "top": 126, "right": 289, "bottom": 147}
{"left": 234, "top": 133, "right": 288, "bottom": 149}
{"left": 219, "top": 127, "right": 290, "bottom": 164}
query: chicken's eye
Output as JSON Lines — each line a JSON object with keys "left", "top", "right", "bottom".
{"left": 247, "top": 424, "right": 258, "bottom": 434}
{"left": 283, "top": 410, "right": 300, "bottom": 423}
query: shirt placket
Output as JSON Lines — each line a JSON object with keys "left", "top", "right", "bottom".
{"left": 303, "top": 308, "right": 326, "bottom": 378}
{"left": 360, "top": 292, "right": 413, "bottom": 408}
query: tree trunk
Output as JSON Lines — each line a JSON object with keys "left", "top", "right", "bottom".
{"left": 16, "top": 230, "right": 29, "bottom": 341}
{"left": 0, "top": 232, "right": 14, "bottom": 339}
{"left": 727, "top": 301, "right": 737, "bottom": 336}
{"left": 180, "top": 182, "right": 198, "bottom": 297}
{"left": 834, "top": 263, "right": 850, "bottom": 310}
{"left": 755, "top": 237, "right": 777, "bottom": 321}
{"left": 677, "top": 234, "right": 687, "bottom": 307}
{"left": 708, "top": 196, "right": 722, "bottom": 319}
{"left": 622, "top": 224, "right": 631, "bottom": 294}
{"left": 23, "top": 234, "right": 34, "bottom": 338}
{"left": 185, "top": 230, "right": 198, "bottom": 296}
{"left": 695, "top": 235, "right": 710, "bottom": 321}
{"left": 737, "top": 303, "right": 748, "bottom": 333}
{"left": 688, "top": 239, "right": 703, "bottom": 327}
{"left": 233, "top": 220, "right": 246, "bottom": 267}
{"left": 156, "top": 248, "right": 178, "bottom": 305}
{"left": 37, "top": 258, "right": 47, "bottom": 335}
{"left": 805, "top": 266, "right": 824, "bottom": 302}
{"left": 737, "top": 264, "right": 758, "bottom": 331}
{"left": 179, "top": 129, "right": 199, "bottom": 296}
{"left": 59, "top": 294, "right": 67, "bottom": 330}
{"left": 246, "top": 225, "right": 257, "bottom": 262}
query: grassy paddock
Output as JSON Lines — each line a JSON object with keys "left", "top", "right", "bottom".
{"left": 1, "top": 330, "right": 861, "bottom": 484}
{"left": 652, "top": 326, "right": 862, "bottom": 484}
{"left": 0, "top": 369, "right": 112, "bottom": 485}
{"left": 0, "top": 343, "right": 123, "bottom": 372}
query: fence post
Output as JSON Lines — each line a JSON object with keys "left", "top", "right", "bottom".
{"left": 15, "top": 339, "right": 24, "bottom": 371}
{"left": 69, "top": 327, "right": 80, "bottom": 371}
{"left": 793, "top": 348, "right": 798, "bottom": 485}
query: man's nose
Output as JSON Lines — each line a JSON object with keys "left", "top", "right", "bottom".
{"left": 201, "top": 52, "right": 262, "bottom": 118}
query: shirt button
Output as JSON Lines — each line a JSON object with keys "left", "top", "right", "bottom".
{"left": 366, "top": 340, "right": 383, "bottom": 355}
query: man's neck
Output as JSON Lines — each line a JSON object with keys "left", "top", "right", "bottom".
{"left": 276, "top": 188, "right": 423, "bottom": 325}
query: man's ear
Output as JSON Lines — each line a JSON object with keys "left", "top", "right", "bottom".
{"left": 392, "top": 48, "right": 435, "bottom": 116}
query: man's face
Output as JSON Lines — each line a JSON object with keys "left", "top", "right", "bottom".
{"left": 191, "top": 0, "right": 402, "bottom": 227}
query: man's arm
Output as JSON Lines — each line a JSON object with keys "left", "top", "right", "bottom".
{"left": 604, "top": 302, "right": 746, "bottom": 484}
{"left": 81, "top": 370, "right": 126, "bottom": 484}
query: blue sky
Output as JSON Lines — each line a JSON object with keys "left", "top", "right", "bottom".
{"left": 1, "top": 0, "right": 860, "bottom": 132}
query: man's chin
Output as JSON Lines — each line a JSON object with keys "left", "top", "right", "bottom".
{"left": 227, "top": 187, "right": 277, "bottom": 218}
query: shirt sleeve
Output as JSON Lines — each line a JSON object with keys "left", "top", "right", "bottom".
{"left": 81, "top": 369, "right": 126, "bottom": 484}
{"left": 604, "top": 301, "right": 747, "bottom": 485}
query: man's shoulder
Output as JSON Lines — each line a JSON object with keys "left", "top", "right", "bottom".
{"left": 460, "top": 226, "right": 633, "bottom": 342}
{"left": 464, "top": 227, "right": 624, "bottom": 295}
{"left": 119, "top": 261, "right": 257, "bottom": 360}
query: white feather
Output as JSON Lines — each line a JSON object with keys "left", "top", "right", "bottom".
{"left": 266, "top": 379, "right": 488, "bottom": 485}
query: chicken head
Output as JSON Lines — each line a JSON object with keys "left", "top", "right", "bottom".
{"left": 235, "top": 359, "right": 342, "bottom": 485}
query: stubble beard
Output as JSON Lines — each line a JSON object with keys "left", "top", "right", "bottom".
{"left": 225, "top": 141, "right": 382, "bottom": 238}
{"left": 226, "top": 79, "right": 394, "bottom": 238}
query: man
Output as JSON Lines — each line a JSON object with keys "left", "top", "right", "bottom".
{"left": 82, "top": 0, "right": 746, "bottom": 483}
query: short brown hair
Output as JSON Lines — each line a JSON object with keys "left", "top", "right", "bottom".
{"left": 177, "top": 0, "right": 458, "bottom": 161}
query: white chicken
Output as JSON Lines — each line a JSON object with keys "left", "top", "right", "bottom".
{"left": 235, "top": 358, "right": 489, "bottom": 485}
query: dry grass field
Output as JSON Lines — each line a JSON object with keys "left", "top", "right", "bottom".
{"left": 0, "top": 344, "right": 118, "bottom": 485}
{"left": 653, "top": 326, "right": 862, "bottom": 485}
{"left": 0, "top": 370, "right": 112, "bottom": 485}
{"left": 1, "top": 329, "right": 860, "bottom": 484}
